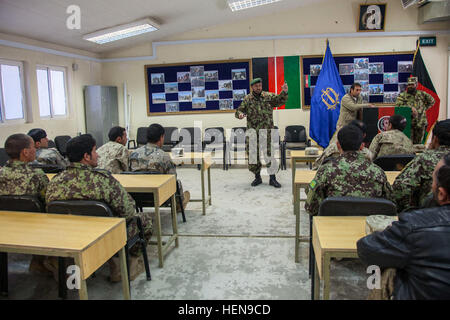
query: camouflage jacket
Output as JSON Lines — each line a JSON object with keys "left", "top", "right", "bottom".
{"left": 313, "top": 142, "right": 373, "bottom": 169}
{"left": 129, "top": 143, "right": 176, "bottom": 174}
{"left": 35, "top": 148, "right": 69, "bottom": 168}
{"left": 395, "top": 90, "right": 435, "bottom": 127}
{"left": 0, "top": 160, "right": 49, "bottom": 203}
{"left": 369, "top": 129, "right": 415, "bottom": 160}
{"left": 392, "top": 145, "right": 450, "bottom": 212}
{"left": 235, "top": 91, "right": 288, "bottom": 130}
{"left": 306, "top": 151, "right": 392, "bottom": 216}
{"left": 96, "top": 141, "right": 130, "bottom": 174}
{"left": 336, "top": 93, "right": 369, "bottom": 131}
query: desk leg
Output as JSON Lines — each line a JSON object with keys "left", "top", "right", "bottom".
{"left": 0, "top": 252, "right": 7, "bottom": 296}
{"left": 201, "top": 162, "right": 206, "bottom": 216}
{"left": 118, "top": 247, "right": 131, "bottom": 300}
{"left": 154, "top": 194, "right": 164, "bottom": 268}
{"left": 171, "top": 194, "right": 179, "bottom": 248}
{"left": 74, "top": 255, "right": 88, "bottom": 300}
{"left": 323, "top": 253, "right": 331, "bottom": 300}
{"left": 314, "top": 261, "right": 320, "bottom": 300}
{"left": 207, "top": 167, "right": 212, "bottom": 206}
{"left": 294, "top": 184, "right": 300, "bottom": 263}
{"left": 291, "top": 157, "right": 296, "bottom": 196}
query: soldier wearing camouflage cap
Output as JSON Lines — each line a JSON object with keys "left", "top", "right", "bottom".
{"left": 395, "top": 76, "right": 435, "bottom": 144}
{"left": 46, "top": 134, "right": 151, "bottom": 281}
{"left": 305, "top": 125, "right": 392, "bottom": 216}
{"left": 96, "top": 126, "right": 130, "bottom": 174}
{"left": 392, "top": 119, "right": 450, "bottom": 212}
{"left": 27, "top": 128, "right": 69, "bottom": 169}
{"left": 235, "top": 78, "right": 288, "bottom": 188}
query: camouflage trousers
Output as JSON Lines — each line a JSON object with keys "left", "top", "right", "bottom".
{"left": 367, "top": 268, "right": 396, "bottom": 300}
{"left": 246, "top": 129, "right": 279, "bottom": 175}
{"left": 411, "top": 122, "right": 427, "bottom": 145}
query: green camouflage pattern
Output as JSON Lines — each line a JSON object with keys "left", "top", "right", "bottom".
{"left": 96, "top": 141, "right": 130, "bottom": 174}
{"left": 305, "top": 151, "right": 392, "bottom": 216}
{"left": 245, "top": 129, "right": 279, "bottom": 175}
{"left": 130, "top": 143, "right": 176, "bottom": 174}
{"left": 313, "top": 143, "right": 373, "bottom": 169}
{"left": 392, "top": 145, "right": 450, "bottom": 212}
{"left": 35, "top": 148, "right": 69, "bottom": 168}
{"left": 369, "top": 129, "right": 415, "bottom": 159}
{"left": 395, "top": 90, "right": 435, "bottom": 144}
{"left": 46, "top": 162, "right": 152, "bottom": 252}
{"left": 336, "top": 93, "right": 369, "bottom": 131}
{"left": 0, "top": 160, "right": 49, "bottom": 203}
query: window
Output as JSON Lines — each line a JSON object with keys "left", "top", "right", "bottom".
{"left": 0, "top": 60, "right": 25, "bottom": 122}
{"left": 36, "top": 66, "right": 68, "bottom": 117}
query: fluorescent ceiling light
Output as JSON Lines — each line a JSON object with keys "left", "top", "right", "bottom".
{"left": 228, "top": 0, "right": 283, "bottom": 11}
{"left": 83, "top": 18, "right": 159, "bottom": 44}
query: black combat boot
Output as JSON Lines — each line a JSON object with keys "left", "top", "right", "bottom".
{"left": 251, "top": 173, "right": 262, "bottom": 187}
{"left": 269, "top": 175, "right": 281, "bottom": 188}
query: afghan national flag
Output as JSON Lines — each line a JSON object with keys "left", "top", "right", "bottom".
{"left": 362, "top": 107, "right": 412, "bottom": 144}
{"left": 412, "top": 46, "right": 440, "bottom": 143}
{"left": 252, "top": 56, "right": 301, "bottom": 110}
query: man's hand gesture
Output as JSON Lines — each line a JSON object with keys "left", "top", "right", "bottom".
{"left": 282, "top": 82, "right": 288, "bottom": 93}
{"left": 238, "top": 113, "right": 246, "bottom": 119}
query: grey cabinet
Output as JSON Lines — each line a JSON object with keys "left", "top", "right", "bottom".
{"left": 84, "top": 85, "right": 118, "bottom": 147}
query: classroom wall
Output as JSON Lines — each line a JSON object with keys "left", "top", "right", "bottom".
{"left": 101, "top": 0, "right": 449, "bottom": 140}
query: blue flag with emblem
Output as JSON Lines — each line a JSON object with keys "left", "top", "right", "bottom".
{"left": 309, "top": 42, "right": 345, "bottom": 148}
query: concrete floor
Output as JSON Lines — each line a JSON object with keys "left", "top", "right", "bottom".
{"left": 1, "top": 163, "right": 370, "bottom": 300}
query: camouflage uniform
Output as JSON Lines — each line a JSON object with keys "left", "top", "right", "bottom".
{"left": 395, "top": 91, "right": 435, "bottom": 144}
{"left": 235, "top": 91, "right": 288, "bottom": 174}
{"left": 46, "top": 162, "right": 152, "bottom": 255}
{"left": 35, "top": 148, "right": 69, "bottom": 168}
{"left": 0, "top": 160, "right": 49, "bottom": 203}
{"left": 336, "top": 93, "right": 369, "bottom": 131}
{"left": 369, "top": 129, "right": 415, "bottom": 160}
{"left": 96, "top": 141, "right": 130, "bottom": 174}
{"left": 305, "top": 151, "right": 392, "bottom": 216}
{"left": 313, "top": 142, "right": 373, "bottom": 169}
{"left": 392, "top": 145, "right": 450, "bottom": 212}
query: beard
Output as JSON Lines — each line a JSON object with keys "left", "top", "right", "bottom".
{"left": 407, "top": 88, "right": 416, "bottom": 95}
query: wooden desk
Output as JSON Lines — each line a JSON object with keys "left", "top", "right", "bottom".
{"left": 48, "top": 173, "right": 178, "bottom": 268}
{"left": 290, "top": 150, "right": 323, "bottom": 195}
{"left": 293, "top": 170, "right": 399, "bottom": 263}
{"left": 170, "top": 152, "right": 214, "bottom": 216}
{"left": 0, "top": 211, "right": 129, "bottom": 300}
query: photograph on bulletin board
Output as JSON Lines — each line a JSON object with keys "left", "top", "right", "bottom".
{"left": 145, "top": 59, "right": 251, "bottom": 116}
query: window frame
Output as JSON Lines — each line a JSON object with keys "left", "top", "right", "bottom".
{"left": 36, "top": 64, "right": 69, "bottom": 119}
{"left": 0, "top": 59, "right": 26, "bottom": 124}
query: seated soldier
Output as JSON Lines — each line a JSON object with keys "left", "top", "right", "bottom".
{"left": 392, "top": 119, "right": 450, "bottom": 212}
{"left": 27, "top": 128, "right": 69, "bottom": 169}
{"left": 96, "top": 126, "right": 130, "bottom": 173}
{"left": 357, "top": 153, "right": 450, "bottom": 300}
{"left": 46, "top": 134, "right": 152, "bottom": 281}
{"left": 305, "top": 125, "right": 392, "bottom": 216}
{"left": 130, "top": 124, "right": 190, "bottom": 212}
{"left": 313, "top": 119, "right": 373, "bottom": 169}
{"left": 0, "top": 133, "right": 50, "bottom": 274}
{"left": 369, "top": 114, "right": 414, "bottom": 160}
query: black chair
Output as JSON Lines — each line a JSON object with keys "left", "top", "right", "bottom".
{"left": 179, "top": 127, "right": 202, "bottom": 152}
{"left": 48, "top": 140, "right": 56, "bottom": 148}
{"left": 309, "top": 196, "right": 397, "bottom": 300}
{"left": 47, "top": 200, "right": 152, "bottom": 297}
{"left": 281, "top": 126, "right": 311, "bottom": 170}
{"left": 0, "top": 148, "right": 9, "bottom": 167}
{"left": 0, "top": 195, "right": 44, "bottom": 298}
{"left": 54, "top": 136, "right": 71, "bottom": 157}
{"left": 203, "top": 127, "right": 228, "bottom": 170}
{"left": 161, "top": 127, "right": 179, "bottom": 152}
{"left": 136, "top": 127, "right": 149, "bottom": 147}
{"left": 29, "top": 163, "right": 64, "bottom": 173}
{"left": 373, "top": 154, "right": 415, "bottom": 171}
{"left": 121, "top": 171, "right": 186, "bottom": 223}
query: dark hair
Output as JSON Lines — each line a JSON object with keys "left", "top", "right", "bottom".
{"left": 432, "top": 119, "right": 450, "bottom": 146}
{"left": 147, "top": 124, "right": 165, "bottom": 143}
{"left": 27, "top": 128, "right": 47, "bottom": 143}
{"left": 5, "top": 134, "right": 32, "bottom": 159}
{"left": 108, "top": 126, "right": 126, "bottom": 142}
{"left": 338, "top": 125, "right": 363, "bottom": 152}
{"left": 389, "top": 115, "right": 407, "bottom": 131}
{"left": 349, "top": 120, "right": 367, "bottom": 135}
{"left": 66, "top": 134, "right": 96, "bottom": 163}
{"left": 351, "top": 83, "right": 361, "bottom": 90}
{"left": 436, "top": 155, "right": 450, "bottom": 195}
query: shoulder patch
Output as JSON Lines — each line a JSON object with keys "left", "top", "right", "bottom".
{"left": 309, "top": 179, "right": 317, "bottom": 190}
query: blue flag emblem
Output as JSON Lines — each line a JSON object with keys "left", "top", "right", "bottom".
{"left": 309, "top": 42, "right": 345, "bottom": 148}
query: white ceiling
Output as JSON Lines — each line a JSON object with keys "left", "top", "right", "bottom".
{"left": 0, "top": 0, "right": 324, "bottom": 53}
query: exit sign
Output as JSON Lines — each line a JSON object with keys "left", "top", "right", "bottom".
{"left": 419, "top": 36, "right": 436, "bottom": 47}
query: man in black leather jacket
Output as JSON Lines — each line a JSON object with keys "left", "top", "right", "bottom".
{"left": 357, "top": 153, "right": 450, "bottom": 299}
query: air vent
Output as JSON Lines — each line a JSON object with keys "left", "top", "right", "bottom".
{"left": 401, "top": 0, "right": 427, "bottom": 9}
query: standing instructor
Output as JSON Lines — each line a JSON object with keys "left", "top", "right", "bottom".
{"left": 235, "top": 78, "right": 288, "bottom": 188}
